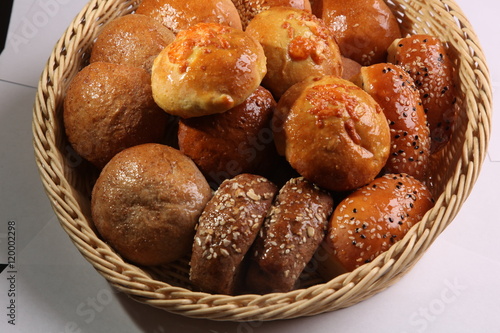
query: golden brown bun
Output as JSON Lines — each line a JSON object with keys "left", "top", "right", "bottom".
{"left": 190, "top": 174, "right": 277, "bottom": 294}
{"left": 178, "top": 86, "right": 276, "bottom": 187}
{"left": 387, "top": 35, "right": 457, "bottom": 154}
{"left": 89, "top": 14, "right": 175, "bottom": 73}
{"left": 318, "top": 173, "right": 434, "bottom": 279}
{"left": 354, "top": 63, "right": 431, "bottom": 180}
{"left": 91, "top": 143, "right": 212, "bottom": 266}
{"left": 245, "top": 7, "right": 342, "bottom": 99}
{"left": 341, "top": 56, "right": 362, "bottom": 81}
{"left": 231, "top": 0, "right": 312, "bottom": 29}
{"left": 151, "top": 23, "right": 267, "bottom": 118}
{"left": 136, "top": 0, "right": 242, "bottom": 34}
{"left": 63, "top": 62, "right": 168, "bottom": 169}
{"left": 246, "top": 177, "right": 334, "bottom": 293}
{"left": 312, "top": 0, "right": 401, "bottom": 65}
{"left": 273, "top": 75, "right": 391, "bottom": 192}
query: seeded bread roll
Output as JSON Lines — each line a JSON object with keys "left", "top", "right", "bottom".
{"left": 318, "top": 173, "right": 434, "bottom": 279}
{"left": 354, "top": 63, "right": 431, "bottom": 180}
{"left": 231, "top": 0, "right": 312, "bottom": 29}
{"left": 64, "top": 62, "right": 168, "bottom": 169}
{"left": 91, "top": 143, "right": 212, "bottom": 266}
{"left": 178, "top": 86, "right": 276, "bottom": 187}
{"left": 312, "top": 0, "right": 402, "bottom": 65}
{"left": 89, "top": 14, "right": 175, "bottom": 73}
{"left": 273, "top": 75, "right": 391, "bottom": 192}
{"left": 245, "top": 7, "right": 342, "bottom": 99}
{"left": 387, "top": 35, "right": 457, "bottom": 153}
{"left": 246, "top": 177, "right": 334, "bottom": 293}
{"left": 151, "top": 22, "right": 267, "bottom": 118}
{"left": 190, "top": 174, "right": 277, "bottom": 295}
{"left": 136, "top": 0, "right": 242, "bottom": 34}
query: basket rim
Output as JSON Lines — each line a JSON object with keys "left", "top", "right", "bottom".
{"left": 31, "top": 0, "right": 493, "bottom": 321}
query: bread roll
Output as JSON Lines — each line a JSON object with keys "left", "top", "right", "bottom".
{"left": 312, "top": 0, "right": 402, "bottom": 65}
{"left": 89, "top": 14, "right": 175, "bottom": 73}
{"left": 136, "top": 0, "right": 242, "bottom": 34}
{"left": 354, "top": 63, "right": 431, "bottom": 180}
{"left": 245, "top": 7, "right": 342, "bottom": 98}
{"left": 178, "top": 86, "right": 276, "bottom": 186}
{"left": 387, "top": 35, "right": 457, "bottom": 153}
{"left": 190, "top": 174, "right": 277, "bottom": 294}
{"left": 151, "top": 22, "right": 267, "bottom": 118}
{"left": 63, "top": 62, "right": 168, "bottom": 169}
{"left": 341, "top": 56, "right": 362, "bottom": 81}
{"left": 91, "top": 143, "right": 212, "bottom": 266}
{"left": 318, "top": 173, "right": 434, "bottom": 279}
{"left": 273, "top": 75, "right": 391, "bottom": 192}
{"left": 231, "top": 0, "right": 312, "bottom": 29}
{"left": 246, "top": 177, "right": 334, "bottom": 293}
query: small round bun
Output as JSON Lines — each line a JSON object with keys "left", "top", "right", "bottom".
{"left": 190, "top": 174, "right": 277, "bottom": 294}
{"left": 91, "top": 143, "right": 212, "bottom": 266}
{"left": 312, "top": 0, "right": 401, "bottom": 65}
{"left": 318, "top": 173, "right": 434, "bottom": 279}
{"left": 246, "top": 7, "right": 342, "bottom": 98}
{"left": 273, "top": 75, "right": 391, "bottom": 192}
{"left": 151, "top": 22, "right": 267, "bottom": 118}
{"left": 178, "top": 86, "right": 276, "bottom": 186}
{"left": 89, "top": 14, "right": 175, "bottom": 73}
{"left": 354, "top": 63, "right": 431, "bottom": 180}
{"left": 64, "top": 62, "right": 168, "bottom": 168}
{"left": 232, "top": 0, "right": 312, "bottom": 29}
{"left": 136, "top": 0, "right": 242, "bottom": 34}
{"left": 387, "top": 35, "right": 457, "bottom": 153}
{"left": 246, "top": 177, "right": 334, "bottom": 294}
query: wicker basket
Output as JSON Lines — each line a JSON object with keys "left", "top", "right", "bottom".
{"left": 32, "top": 0, "right": 492, "bottom": 321}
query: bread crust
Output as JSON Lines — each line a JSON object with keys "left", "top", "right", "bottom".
{"left": 190, "top": 174, "right": 277, "bottom": 294}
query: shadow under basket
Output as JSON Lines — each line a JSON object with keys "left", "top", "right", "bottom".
{"left": 32, "top": 0, "right": 492, "bottom": 321}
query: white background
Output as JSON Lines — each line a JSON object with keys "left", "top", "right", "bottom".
{"left": 1, "top": 0, "right": 499, "bottom": 332}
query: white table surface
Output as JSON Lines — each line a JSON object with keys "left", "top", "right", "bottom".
{"left": 1, "top": 0, "right": 499, "bottom": 332}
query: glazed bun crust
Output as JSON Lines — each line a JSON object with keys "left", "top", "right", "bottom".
{"left": 246, "top": 7, "right": 342, "bottom": 98}
{"left": 387, "top": 35, "right": 457, "bottom": 153}
{"left": 354, "top": 63, "right": 431, "bottom": 180}
{"left": 312, "top": 0, "right": 401, "bottom": 65}
{"left": 91, "top": 144, "right": 212, "bottom": 266}
{"left": 151, "top": 23, "right": 267, "bottom": 118}
{"left": 63, "top": 62, "right": 168, "bottom": 169}
{"left": 273, "top": 75, "right": 390, "bottom": 192}
{"left": 319, "top": 173, "right": 434, "bottom": 278}
{"left": 89, "top": 14, "right": 175, "bottom": 73}
{"left": 246, "top": 177, "right": 334, "bottom": 294}
{"left": 136, "top": 0, "right": 242, "bottom": 34}
{"left": 178, "top": 86, "right": 276, "bottom": 186}
{"left": 232, "top": 0, "right": 312, "bottom": 29}
{"left": 190, "top": 174, "right": 277, "bottom": 294}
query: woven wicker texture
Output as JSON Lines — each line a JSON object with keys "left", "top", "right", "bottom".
{"left": 32, "top": 0, "right": 492, "bottom": 321}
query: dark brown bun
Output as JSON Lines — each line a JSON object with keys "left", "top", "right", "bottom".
{"left": 318, "top": 173, "right": 434, "bottom": 279}
{"left": 341, "top": 56, "right": 362, "bottom": 81}
{"left": 273, "top": 75, "right": 391, "bottom": 192}
{"left": 387, "top": 35, "right": 457, "bottom": 153}
{"left": 354, "top": 63, "right": 431, "bottom": 180}
{"left": 89, "top": 14, "right": 175, "bottom": 73}
{"left": 136, "top": 0, "right": 242, "bottom": 34}
{"left": 245, "top": 7, "right": 342, "bottom": 99}
{"left": 91, "top": 143, "right": 212, "bottom": 266}
{"left": 312, "top": 0, "right": 402, "bottom": 65}
{"left": 178, "top": 86, "right": 276, "bottom": 187}
{"left": 151, "top": 22, "right": 267, "bottom": 118}
{"left": 232, "top": 0, "right": 312, "bottom": 29}
{"left": 246, "top": 177, "right": 334, "bottom": 293}
{"left": 63, "top": 62, "right": 168, "bottom": 169}
{"left": 190, "top": 174, "right": 277, "bottom": 294}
